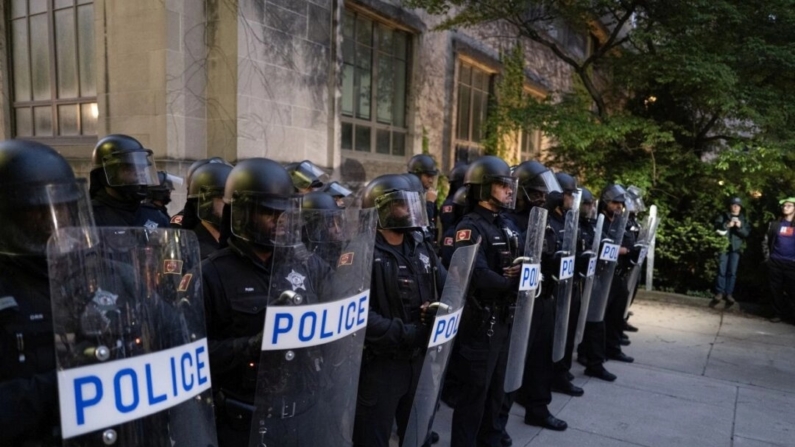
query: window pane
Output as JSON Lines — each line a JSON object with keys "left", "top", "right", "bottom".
{"left": 341, "top": 122, "right": 353, "bottom": 150}
{"left": 472, "top": 91, "right": 484, "bottom": 143}
{"left": 58, "top": 104, "right": 79, "bottom": 136}
{"left": 343, "top": 11, "right": 354, "bottom": 38}
{"left": 15, "top": 108, "right": 32, "bottom": 137}
{"left": 472, "top": 70, "right": 484, "bottom": 93}
{"left": 356, "top": 66, "right": 371, "bottom": 120}
{"left": 30, "top": 14, "right": 51, "bottom": 101}
{"left": 12, "top": 20, "right": 31, "bottom": 102}
{"left": 56, "top": 9, "right": 79, "bottom": 99}
{"left": 355, "top": 43, "right": 371, "bottom": 71}
{"left": 341, "top": 64, "right": 354, "bottom": 117}
{"left": 376, "top": 129, "right": 390, "bottom": 154}
{"left": 392, "top": 132, "right": 405, "bottom": 156}
{"left": 78, "top": 0, "right": 92, "bottom": 4}
{"left": 394, "top": 32, "right": 407, "bottom": 61}
{"left": 393, "top": 59, "right": 406, "bottom": 128}
{"left": 81, "top": 102, "right": 98, "bottom": 135}
{"left": 11, "top": 0, "right": 26, "bottom": 19}
{"left": 342, "top": 36, "right": 354, "bottom": 64}
{"left": 55, "top": 0, "right": 74, "bottom": 9}
{"left": 78, "top": 5, "right": 96, "bottom": 96}
{"left": 377, "top": 25, "right": 393, "bottom": 56}
{"left": 356, "top": 16, "right": 372, "bottom": 46}
{"left": 355, "top": 126, "right": 371, "bottom": 152}
{"left": 376, "top": 55, "right": 393, "bottom": 124}
{"left": 460, "top": 64, "right": 471, "bottom": 86}
{"left": 30, "top": 0, "right": 47, "bottom": 14}
{"left": 34, "top": 106, "right": 53, "bottom": 136}
{"left": 456, "top": 84, "right": 471, "bottom": 141}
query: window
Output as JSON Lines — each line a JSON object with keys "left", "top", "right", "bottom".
{"left": 340, "top": 10, "right": 409, "bottom": 157}
{"left": 8, "top": 0, "right": 97, "bottom": 138}
{"left": 454, "top": 60, "right": 491, "bottom": 163}
{"left": 520, "top": 128, "right": 542, "bottom": 161}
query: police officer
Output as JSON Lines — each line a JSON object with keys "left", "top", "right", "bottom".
{"left": 143, "top": 170, "right": 177, "bottom": 221}
{"left": 441, "top": 188, "right": 468, "bottom": 268}
{"left": 407, "top": 154, "right": 441, "bottom": 243}
{"left": 89, "top": 134, "right": 169, "bottom": 228}
{"left": 511, "top": 160, "right": 561, "bottom": 230}
{"left": 353, "top": 174, "right": 445, "bottom": 447}
{"left": 172, "top": 156, "right": 232, "bottom": 227}
{"left": 447, "top": 156, "right": 522, "bottom": 447}
{"left": 0, "top": 140, "right": 95, "bottom": 445}
{"left": 202, "top": 158, "right": 328, "bottom": 446}
{"left": 550, "top": 173, "right": 586, "bottom": 398}
{"left": 440, "top": 163, "right": 468, "bottom": 236}
{"left": 191, "top": 162, "right": 233, "bottom": 259}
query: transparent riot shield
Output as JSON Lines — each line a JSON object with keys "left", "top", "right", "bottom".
{"left": 574, "top": 214, "right": 604, "bottom": 346}
{"left": 552, "top": 191, "right": 581, "bottom": 362}
{"left": 623, "top": 205, "right": 660, "bottom": 318}
{"left": 47, "top": 227, "right": 217, "bottom": 447}
{"left": 586, "top": 209, "right": 630, "bottom": 323}
{"left": 504, "top": 206, "right": 548, "bottom": 393}
{"left": 249, "top": 208, "right": 378, "bottom": 447}
{"left": 403, "top": 244, "right": 479, "bottom": 447}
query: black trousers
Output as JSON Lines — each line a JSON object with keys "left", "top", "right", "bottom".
{"left": 554, "top": 285, "right": 582, "bottom": 380}
{"left": 605, "top": 275, "right": 630, "bottom": 356}
{"left": 579, "top": 320, "right": 606, "bottom": 368}
{"left": 353, "top": 354, "right": 424, "bottom": 447}
{"left": 500, "top": 295, "right": 555, "bottom": 426}
{"left": 449, "top": 308, "right": 511, "bottom": 447}
{"left": 768, "top": 257, "right": 795, "bottom": 321}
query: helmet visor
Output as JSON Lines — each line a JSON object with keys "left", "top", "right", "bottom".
{"left": 375, "top": 190, "right": 429, "bottom": 229}
{"left": 302, "top": 209, "right": 351, "bottom": 243}
{"left": 3, "top": 179, "right": 96, "bottom": 256}
{"left": 627, "top": 185, "right": 646, "bottom": 213}
{"left": 230, "top": 192, "right": 301, "bottom": 246}
{"left": 103, "top": 151, "right": 159, "bottom": 187}
{"left": 196, "top": 186, "right": 226, "bottom": 226}
{"left": 481, "top": 176, "right": 519, "bottom": 210}
{"left": 324, "top": 181, "right": 353, "bottom": 198}
{"left": 291, "top": 161, "right": 327, "bottom": 190}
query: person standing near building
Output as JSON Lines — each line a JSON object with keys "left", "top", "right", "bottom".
{"left": 763, "top": 197, "right": 795, "bottom": 323}
{"left": 407, "top": 154, "right": 441, "bottom": 243}
{"left": 712, "top": 197, "right": 750, "bottom": 304}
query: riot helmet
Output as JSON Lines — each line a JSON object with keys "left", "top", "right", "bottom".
{"left": 362, "top": 174, "right": 428, "bottom": 230}
{"left": 579, "top": 187, "right": 597, "bottom": 220}
{"left": 450, "top": 187, "right": 468, "bottom": 224}
{"left": 186, "top": 157, "right": 231, "bottom": 191}
{"left": 625, "top": 185, "right": 646, "bottom": 214}
{"left": 191, "top": 163, "right": 233, "bottom": 227}
{"left": 513, "top": 160, "right": 561, "bottom": 209}
{"left": 301, "top": 191, "right": 346, "bottom": 244}
{"left": 448, "top": 163, "right": 469, "bottom": 192}
{"left": 0, "top": 140, "right": 95, "bottom": 256}
{"left": 323, "top": 181, "right": 353, "bottom": 207}
{"left": 598, "top": 184, "right": 627, "bottom": 217}
{"left": 91, "top": 134, "right": 159, "bottom": 201}
{"left": 286, "top": 160, "right": 327, "bottom": 193}
{"left": 146, "top": 171, "right": 180, "bottom": 206}
{"left": 554, "top": 172, "right": 578, "bottom": 210}
{"left": 225, "top": 158, "right": 299, "bottom": 246}
{"left": 464, "top": 156, "right": 518, "bottom": 210}
{"left": 407, "top": 154, "right": 439, "bottom": 190}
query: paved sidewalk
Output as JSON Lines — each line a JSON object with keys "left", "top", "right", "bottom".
{"left": 423, "top": 298, "right": 795, "bottom": 447}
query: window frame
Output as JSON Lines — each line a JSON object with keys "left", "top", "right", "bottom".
{"left": 340, "top": 8, "right": 412, "bottom": 158}
{"left": 453, "top": 57, "right": 494, "bottom": 164}
{"left": 7, "top": 0, "right": 98, "bottom": 142}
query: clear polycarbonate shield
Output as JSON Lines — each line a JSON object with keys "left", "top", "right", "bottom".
{"left": 324, "top": 181, "right": 353, "bottom": 199}
{"left": 47, "top": 228, "right": 217, "bottom": 447}
{"left": 574, "top": 214, "right": 604, "bottom": 346}
{"left": 586, "top": 209, "right": 630, "bottom": 323}
{"left": 375, "top": 190, "right": 429, "bottom": 230}
{"left": 480, "top": 176, "right": 519, "bottom": 210}
{"left": 552, "top": 191, "right": 581, "bottom": 362}
{"left": 249, "top": 208, "right": 378, "bottom": 446}
{"left": 230, "top": 194, "right": 302, "bottom": 246}
{"left": 627, "top": 185, "right": 646, "bottom": 213}
{"left": 623, "top": 205, "right": 660, "bottom": 318}
{"left": 505, "top": 206, "right": 548, "bottom": 393}
{"left": 103, "top": 150, "right": 160, "bottom": 187}
{"left": 403, "top": 244, "right": 479, "bottom": 447}
{"left": 197, "top": 185, "right": 225, "bottom": 226}
{"left": 290, "top": 160, "right": 328, "bottom": 190}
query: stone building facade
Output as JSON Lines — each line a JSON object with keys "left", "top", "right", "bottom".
{"left": 0, "top": 0, "right": 584, "bottom": 211}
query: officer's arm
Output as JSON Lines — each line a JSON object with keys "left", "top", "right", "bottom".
{"left": 365, "top": 260, "right": 426, "bottom": 349}
{"left": 455, "top": 226, "right": 516, "bottom": 293}
{"left": 0, "top": 371, "right": 57, "bottom": 443}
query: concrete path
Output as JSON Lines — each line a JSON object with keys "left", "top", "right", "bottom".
{"left": 422, "top": 298, "right": 795, "bottom": 447}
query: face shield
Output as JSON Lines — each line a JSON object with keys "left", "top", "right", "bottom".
{"left": 290, "top": 161, "right": 328, "bottom": 191}
{"left": 374, "top": 190, "right": 429, "bottom": 230}
{"left": 520, "top": 170, "right": 560, "bottom": 205}
{"left": 2, "top": 179, "right": 96, "bottom": 256}
{"left": 197, "top": 185, "right": 226, "bottom": 226}
{"left": 580, "top": 199, "right": 596, "bottom": 220}
{"left": 627, "top": 185, "right": 646, "bottom": 213}
{"left": 230, "top": 192, "right": 301, "bottom": 246}
{"left": 480, "top": 176, "right": 518, "bottom": 210}
{"left": 301, "top": 209, "right": 350, "bottom": 243}
{"left": 102, "top": 150, "right": 159, "bottom": 187}
{"left": 324, "top": 182, "right": 354, "bottom": 207}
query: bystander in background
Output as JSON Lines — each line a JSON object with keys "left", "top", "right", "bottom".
{"left": 712, "top": 197, "right": 750, "bottom": 305}
{"left": 763, "top": 197, "right": 795, "bottom": 323}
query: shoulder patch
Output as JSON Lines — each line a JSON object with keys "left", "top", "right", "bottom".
{"left": 442, "top": 205, "right": 453, "bottom": 213}
{"left": 170, "top": 214, "right": 183, "bottom": 225}
{"left": 163, "top": 259, "right": 183, "bottom": 275}
{"left": 456, "top": 229, "right": 472, "bottom": 242}
{"left": 444, "top": 237, "right": 454, "bottom": 246}
{"left": 338, "top": 252, "right": 355, "bottom": 267}
{"left": 177, "top": 273, "right": 193, "bottom": 292}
